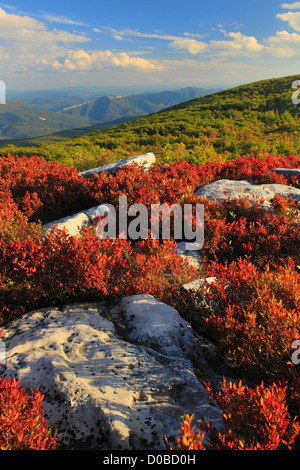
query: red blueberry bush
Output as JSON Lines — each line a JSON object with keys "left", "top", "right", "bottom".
{"left": 0, "top": 332, "right": 58, "bottom": 450}
{"left": 199, "top": 192, "right": 300, "bottom": 268}
{"left": 166, "top": 379, "right": 300, "bottom": 450}
{"left": 0, "top": 154, "right": 92, "bottom": 224}
{"left": 0, "top": 376, "right": 58, "bottom": 450}
{"left": 182, "top": 258, "right": 300, "bottom": 391}
{"left": 0, "top": 151, "right": 300, "bottom": 450}
{"left": 0, "top": 223, "right": 197, "bottom": 324}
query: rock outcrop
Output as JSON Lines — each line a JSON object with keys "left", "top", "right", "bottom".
{"left": 0, "top": 296, "right": 228, "bottom": 450}
{"left": 78, "top": 152, "right": 156, "bottom": 178}
{"left": 271, "top": 168, "right": 300, "bottom": 182}
{"left": 195, "top": 178, "right": 300, "bottom": 205}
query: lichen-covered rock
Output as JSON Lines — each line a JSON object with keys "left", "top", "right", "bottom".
{"left": 271, "top": 168, "right": 300, "bottom": 182}
{"left": 78, "top": 152, "right": 156, "bottom": 178}
{"left": 41, "top": 210, "right": 92, "bottom": 237}
{"left": 195, "top": 178, "right": 300, "bottom": 205}
{"left": 0, "top": 296, "right": 225, "bottom": 450}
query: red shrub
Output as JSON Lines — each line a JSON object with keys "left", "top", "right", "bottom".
{"left": 0, "top": 376, "right": 58, "bottom": 450}
{"left": 0, "top": 331, "right": 58, "bottom": 450}
{"left": 0, "top": 224, "right": 197, "bottom": 323}
{"left": 215, "top": 152, "right": 300, "bottom": 185}
{"left": 0, "top": 154, "right": 92, "bottom": 223}
{"left": 166, "top": 379, "right": 300, "bottom": 450}
{"left": 181, "top": 258, "right": 300, "bottom": 407}
{"left": 195, "top": 194, "right": 300, "bottom": 268}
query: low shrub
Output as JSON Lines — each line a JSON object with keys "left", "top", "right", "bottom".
{"left": 0, "top": 332, "right": 58, "bottom": 450}
{"left": 166, "top": 378, "right": 300, "bottom": 450}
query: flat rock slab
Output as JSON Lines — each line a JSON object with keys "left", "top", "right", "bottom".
{"left": 180, "top": 277, "right": 217, "bottom": 293}
{"left": 41, "top": 204, "right": 107, "bottom": 237}
{"left": 174, "top": 241, "right": 202, "bottom": 269}
{"left": 271, "top": 168, "right": 300, "bottom": 182}
{"left": 0, "top": 295, "right": 224, "bottom": 450}
{"left": 195, "top": 179, "right": 300, "bottom": 205}
{"left": 78, "top": 152, "right": 156, "bottom": 178}
{"left": 41, "top": 210, "right": 92, "bottom": 237}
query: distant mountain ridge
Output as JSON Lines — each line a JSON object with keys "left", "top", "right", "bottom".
{"left": 0, "top": 101, "right": 99, "bottom": 140}
{"left": 58, "top": 86, "right": 219, "bottom": 122}
{"left": 0, "top": 86, "right": 218, "bottom": 141}
{"left": 1, "top": 75, "right": 300, "bottom": 165}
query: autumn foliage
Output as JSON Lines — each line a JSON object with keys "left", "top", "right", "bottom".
{"left": 166, "top": 379, "right": 300, "bottom": 450}
{"left": 0, "top": 376, "right": 58, "bottom": 450}
{"left": 0, "top": 331, "right": 58, "bottom": 450}
{"left": 0, "top": 152, "right": 299, "bottom": 449}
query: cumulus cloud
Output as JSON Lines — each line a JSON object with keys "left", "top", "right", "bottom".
{"left": 169, "top": 38, "right": 207, "bottom": 54}
{"left": 276, "top": 11, "right": 300, "bottom": 31}
{"left": 0, "top": 8, "right": 163, "bottom": 79}
{"left": 209, "top": 32, "right": 264, "bottom": 56}
{"left": 265, "top": 29, "right": 300, "bottom": 57}
{"left": 0, "top": 7, "right": 89, "bottom": 43}
{"left": 53, "top": 49, "right": 164, "bottom": 72}
{"left": 281, "top": 2, "right": 300, "bottom": 9}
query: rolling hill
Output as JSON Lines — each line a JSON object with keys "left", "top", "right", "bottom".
{"left": 59, "top": 87, "right": 218, "bottom": 122}
{"left": 0, "top": 101, "right": 99, "bottom": 140}
{"left": 0, "top": 86, "right": 218, "bottom": 143}
{"left": 1, "top": 75, "right": 300, "bottom": 171}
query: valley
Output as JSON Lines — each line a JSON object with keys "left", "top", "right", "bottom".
{"left": 0, "top": 86, "right": 218, "bottom": 143}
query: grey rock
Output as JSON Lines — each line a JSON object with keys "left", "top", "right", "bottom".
{"left": 271, "top": 168, "right": 300, "bottom": 182}
{"left": 195, "top": 178, "right": 300, "bottom": 205}
{"left": 174, "top": 241, "right": 202, "bottom": 269}
{"left": 0, "top": 296, "right": 225, "bottom": 450}
{"left": 78, "top": 152, "right": 156, "bottom": 178}
{"left": 180, "top": 277, "right": 217, "bottom": 293}
{"left": 41, "top": 211, "right": 92, "bottom": 237}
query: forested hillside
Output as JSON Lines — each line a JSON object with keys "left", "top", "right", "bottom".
{"left": 0, "top": 101, "right": 99, "bottom": 140}
{"left": 59, "top": 86, "right": 212, "bottom": 121}
{"left": 1, "top": 75, "right": 299, "bottom": 171}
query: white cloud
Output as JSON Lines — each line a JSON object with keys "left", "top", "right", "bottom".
{"left": 210, "top": 32, "right": 264, "bottom": 55}
{"left": 0, "top": 6, "right": 44, "bottom": 31}
{"left": 110, "top": 27, "right": 264, "bottom": 58}
{"left": 109, "top": 28, "right": 180, "bottom": 42}
{"left": 53, "top": 49, "right": 164, "bottom": 72}
{"left": 276, "top": 11, "right": 300, "bottom": 31}
{"left": 183, "top": 32, "right": 205, "bottom": 40}
{"left": 267, "top": 30, "right": 300, "bottom": 43}
{"left": 281, "top": 2, "right": 300, "bottom": 9}
{"left": 169, "top": 38, "right": 207, "bottom": 54}
{"left": 42, "top": 14, "right": 88, "bottom": 26}
{"left": 265, "top": 29, "right": 300, "bottom": 57}
{"left": 0, "top": 7, "right": 89, "bottom": 43}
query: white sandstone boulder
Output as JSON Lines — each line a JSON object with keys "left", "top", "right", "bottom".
{"left": 0, "top": 296, "right": 225, "bottom": 450}
{"left": 78, "top": 152, "right": 156, "bottom": 178}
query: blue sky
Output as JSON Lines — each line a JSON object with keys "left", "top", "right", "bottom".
{"left": 1, "top": 1, "right": 300, "bottom": 91}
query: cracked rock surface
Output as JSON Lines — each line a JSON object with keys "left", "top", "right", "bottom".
{"left": 0, "top": 295, "right": 229, "bottom": 450}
